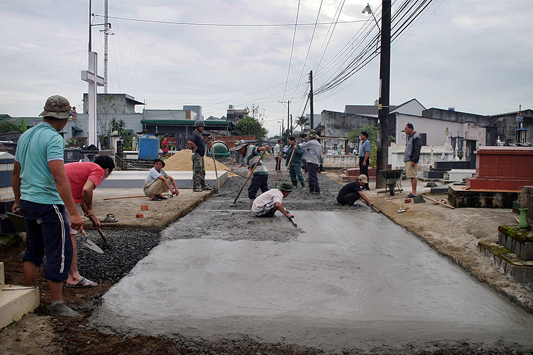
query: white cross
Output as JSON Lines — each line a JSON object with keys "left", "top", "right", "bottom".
{"left": 81, "top": 51, "right": 104, "bottom": 147}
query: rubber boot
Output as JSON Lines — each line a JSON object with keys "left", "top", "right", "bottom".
{"left": 300, "top": 180, "right": 305, "bottom": 188}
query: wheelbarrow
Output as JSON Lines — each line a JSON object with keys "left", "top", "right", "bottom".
{"left": 379, "top": 169, "right": 404, "bottom": 196}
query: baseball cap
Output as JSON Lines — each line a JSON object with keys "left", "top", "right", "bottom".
{"left": 358, "top": 174, "right": 368, "bottom": 184}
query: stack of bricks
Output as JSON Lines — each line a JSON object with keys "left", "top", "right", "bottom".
{"left": 466, "top": 146, "right": 533, "bottom": 191}
{"left": 340, "top": 165, "right": 392, "bottom": 182}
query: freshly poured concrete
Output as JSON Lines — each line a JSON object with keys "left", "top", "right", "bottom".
{"left": 92, "top": 210, "right": 533, "bottom": 351}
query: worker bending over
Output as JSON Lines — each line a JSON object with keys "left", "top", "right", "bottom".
{"left": 251, "top": 183, "right": 294, "bottom": 218}
{"left": 336, "top": 174, "right": 374, "bottom": 207}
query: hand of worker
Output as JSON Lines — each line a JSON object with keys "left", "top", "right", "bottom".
{"left": 172, "top": 188, "right": 180, "bottom": 196}
{"left": 12, "top": 203, "right": 21, "bottom": 214}
{"left": 411, "top": 161, "right": 416, "bottom": 167}
{"left": 247, "top": 170, "right": 252, "bottom": 178}
{"left": 85, "top": 211, "right": 101, "bottom": 228}
{"left": 363, "top": 161, "right": 367, "bottom": 167}
{"left": 70, "top": 214, "right": 84, "bottom": 232}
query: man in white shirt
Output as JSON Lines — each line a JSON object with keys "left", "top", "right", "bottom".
{"left": 273, "top": 139, "right": 282, "bottom": 172}
{"left": 252, "top": 183, "right": 294, "bottom": 218}
{"left": 143, "top": 159, "right": 179, "bottom": 201}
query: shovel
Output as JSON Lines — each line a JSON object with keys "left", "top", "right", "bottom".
{"left": 79, "top": 230, "right": 104, "bottom": 254}
{"left": 87, "top": 214, "right": 108, "bottom": 245}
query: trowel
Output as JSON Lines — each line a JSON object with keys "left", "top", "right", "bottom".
{"left": 80, "top": 230, "right": 104, "bottom": 253}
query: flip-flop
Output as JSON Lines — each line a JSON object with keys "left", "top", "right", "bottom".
{"left": 66, "top": 277, "right": 97, "bottom": 288}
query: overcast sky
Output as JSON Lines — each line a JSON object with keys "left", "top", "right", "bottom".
{"left": 1, "top": 0, "right": 532, "bottom": 136}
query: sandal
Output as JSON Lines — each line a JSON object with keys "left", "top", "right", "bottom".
{"left": 66, "top": 277, "right": 97, "bottom": 288}
{"left": 150, "top": 196, "right": 162, "bottom": 201}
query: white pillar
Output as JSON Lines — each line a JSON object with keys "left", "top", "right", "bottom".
{"left": 81, "top": 52, "right": 104, "bottom": 147}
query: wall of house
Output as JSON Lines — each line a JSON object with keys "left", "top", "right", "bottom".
{"left": 391, "top": 100, "right": 425, "bottom": 116}
{"left": 83, "top": 94, "right": 138, "bottom": 115}
{"left": 321, "top": 110, "right": 378, "bottom": 138}
{"left": 395, "top": 113, "right": 464, "bottom": 146}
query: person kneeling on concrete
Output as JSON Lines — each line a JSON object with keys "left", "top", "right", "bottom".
{"left": 252, "top": 183, "right": 294, "bottom": 218}
{"left": 336, "top": 174, "right": 374, "bottom": 207}
{"left": 143, "top": 159, "right": 179, "bottom": 201}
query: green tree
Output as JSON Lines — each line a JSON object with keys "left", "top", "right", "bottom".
{"left": 108, "top": 118, "right": 134, "bottom": 150}
{"left": 20, "top": 117, "right": 28, "bottom": 131}
{"left": 346, "top": 124, "right": 378, "bottom": 167}
{"left": 295, "top": 116, "right": 309, "bottom": 131}
{"left": 233, "top": 116, "right": 268, "bottom": 143}
{"left": 0, "top": 122, "right": 22, "bottom": 133}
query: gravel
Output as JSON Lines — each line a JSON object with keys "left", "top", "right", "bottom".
{"left": 76, "top": 229, "right": 161, "bottom": 283}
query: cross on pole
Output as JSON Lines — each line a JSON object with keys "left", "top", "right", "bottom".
{"left": 81, "top": 51, "right": 104, "bottom": 147}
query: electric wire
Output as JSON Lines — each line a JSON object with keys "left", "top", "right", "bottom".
{"left": 289, "top": 0, "right": 323, "bottom": 102}
{"left": 282, "top": 0, "right": 301, "bottom": 102}
{"left": 93, "top": 14, "right": 365, "bottom": 27}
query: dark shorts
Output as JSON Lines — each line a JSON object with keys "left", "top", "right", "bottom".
{"left": 20, "top": 200, "right": 73, "bottom": 282}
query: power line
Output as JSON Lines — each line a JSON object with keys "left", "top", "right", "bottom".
{"left": 282, "top": 0, "right": 301, "bottom": 102}
{"left": 94, "top": 14, "right": 365, "bottom": 27}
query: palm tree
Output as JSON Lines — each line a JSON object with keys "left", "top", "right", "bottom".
{"left": 295, "top": 116, "right": 310, "bottom": 131}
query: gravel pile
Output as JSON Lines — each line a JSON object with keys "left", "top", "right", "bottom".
{"left": 76, "top": 229, "right": 161, "bottom": 283}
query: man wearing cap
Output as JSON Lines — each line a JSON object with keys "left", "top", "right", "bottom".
{"left": 12, "top": 95, "right": 84, "bottom": 318}
{"left": 187, "top": 120, "right": 213, "bottom": 192}
{"left": 143, "top": 159, "right": 179, "bottom": 201}
{"left": 336, "top": 174, "right": 374, "bottom": 207}
{"left": 252, "top": 182, "right": 294, "bottom": 218}
{"left": 403, "top": 123, "right": 422, "bottom": 198}
{"left": 285, "top": 136, "right": 305, "bottom": 188}
{"left": 232, "top": 140, "right": 270, "bottom": 204}
{"left": 300, "top": 130, "right": 322, "bottom": 194}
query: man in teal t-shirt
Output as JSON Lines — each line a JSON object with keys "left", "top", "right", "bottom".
{"left": 12, "top": 95, "right": 84, "bottom": 318}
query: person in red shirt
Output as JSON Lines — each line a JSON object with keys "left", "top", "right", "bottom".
{"left": 161, "top": 134, "right": 169, "bottom": 156}
{"left": 64, "top": 155, "right": 114, "bottom": 288}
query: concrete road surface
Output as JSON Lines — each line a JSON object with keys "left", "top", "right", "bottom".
{"left": 91, "top": 206, "right": 533, "bottom": 352}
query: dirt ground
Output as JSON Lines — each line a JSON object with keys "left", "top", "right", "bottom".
{"left": 1, "top": 157, "right": 532, "bottom": 354}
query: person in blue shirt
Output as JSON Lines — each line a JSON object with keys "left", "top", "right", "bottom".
{"left": 12, "top": 95, "right": 84, "bottom": 318}
{"left": 359, "top": 131, "right": 371, "bottom": 191}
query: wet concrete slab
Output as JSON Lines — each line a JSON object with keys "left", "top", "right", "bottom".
{"left": 91, "top": 210, "right": 533, "bottom": 352}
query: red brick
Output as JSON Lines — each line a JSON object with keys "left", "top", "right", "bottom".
{"left": 346, "top": 168, "right": 360, "bottom": 177}
{"left": 498, "top": 180, "right": 516, "bottom": 191}
{"left": 515, "top": 166, "right": 533, "bottom": 178}
{"left": 477, "top": 165, "right": 492, "bottom": 178}
{"left": 470, "top": 179, "right": 488, "bottom": 190}
{"left": 487, "top": 179, "right": 498, "bottom": 190}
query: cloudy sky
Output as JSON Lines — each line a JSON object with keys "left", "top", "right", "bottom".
{"left": 1, "top": 0, "right": 532, "bottom": 136}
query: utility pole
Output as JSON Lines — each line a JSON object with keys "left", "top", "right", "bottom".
{"left": 103, "top": 0, "right": 109, "bottom": 93}
{"left": 376, "top": 0, "right": 391, "bottom": 189}
{"left": 279, "top": 100, "right": 291, "bottom": 137}
{"left": 290, "top": 114, "right": 293, "bottom": 135}
{"left": 309, "top": 70, "right": 314, "bottom": 130}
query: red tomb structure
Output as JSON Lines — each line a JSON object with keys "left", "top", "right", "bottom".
{"left": 466, "top": 146, "right": 533, "bottom": 191}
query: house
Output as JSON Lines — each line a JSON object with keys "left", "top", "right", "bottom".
{"left": 489, "top": 107, "right": 532, "bottom": 145}
{"left": 226, "top": 105, "right": 247, "bottom": 124}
